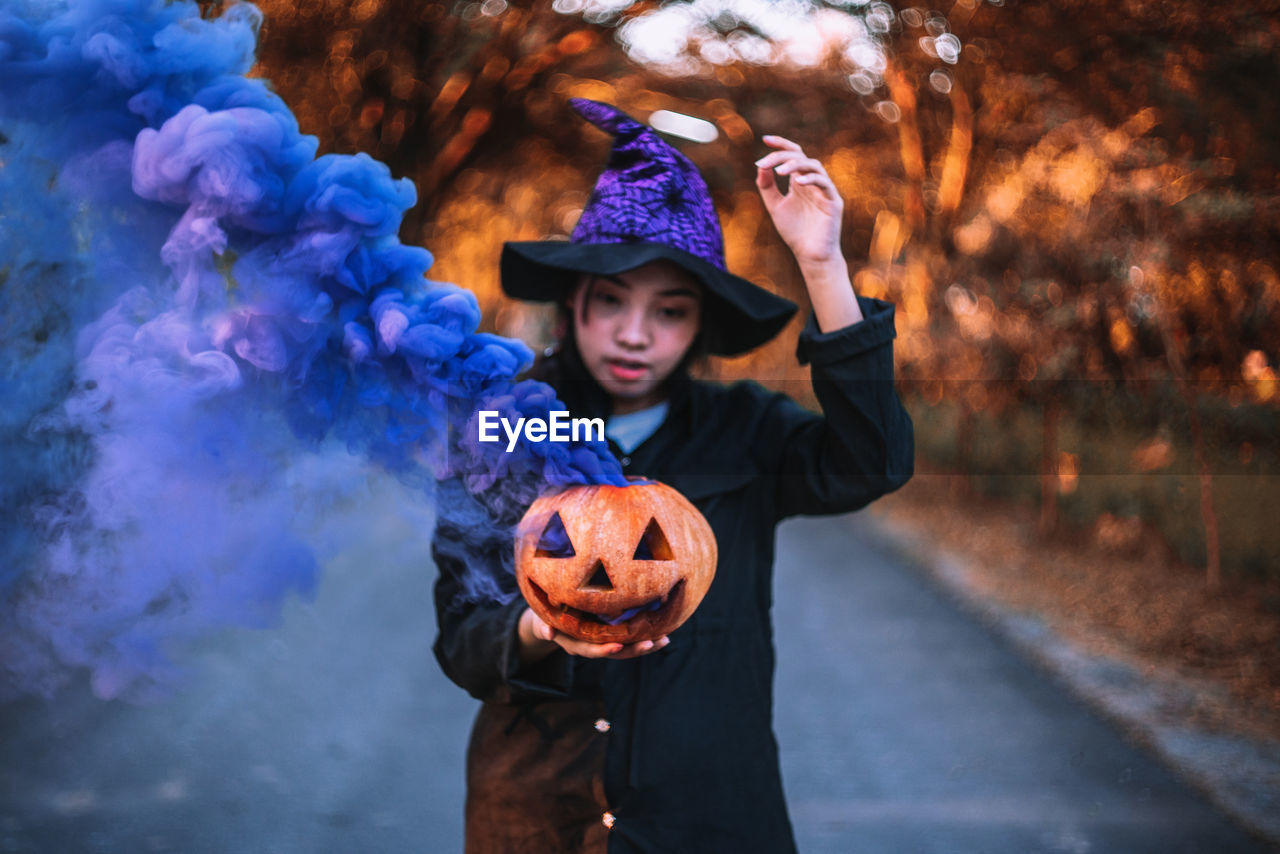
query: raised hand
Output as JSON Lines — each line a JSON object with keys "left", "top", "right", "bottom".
{"left": 754, "top": 135, "right": 845, "bottom": 269}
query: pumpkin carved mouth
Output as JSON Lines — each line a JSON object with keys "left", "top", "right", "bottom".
{"left": 527, "top": 578, "right": 687, "bottom": 628}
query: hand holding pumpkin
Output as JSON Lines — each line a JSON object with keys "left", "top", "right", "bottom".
{"left": 518, "top": 608, "right": 670, "bottom": 662}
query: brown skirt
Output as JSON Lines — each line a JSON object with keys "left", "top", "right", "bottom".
{"left": 465, "top": 698, "right": 612, "bottom": 854}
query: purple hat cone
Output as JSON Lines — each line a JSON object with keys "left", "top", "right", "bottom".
{"left": 501, "top": 99, "right": 797, "bottom": 356}
{"left": 568, "top": 99, "right": 726, "bottom": 271}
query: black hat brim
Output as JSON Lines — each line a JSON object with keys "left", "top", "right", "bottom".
{"left": 500, "top": 241, "right": 797, "bottom": 357}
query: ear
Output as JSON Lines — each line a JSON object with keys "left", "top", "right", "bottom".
{"left": 552, "top": 311, "right": 569, "bottom": 343}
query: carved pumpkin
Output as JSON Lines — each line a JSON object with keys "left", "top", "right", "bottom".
{"left": 515, "top": 480, "right": 717, "bottom": 644}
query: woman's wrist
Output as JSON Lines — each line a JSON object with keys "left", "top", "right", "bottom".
{"left": 517, "top": 607, "right": 558, "bottom": 665}
{"left": 796, "top": 254, "right": 848, "bottom": 286}
{"left": 799, "top": 256, "right": 863, "bottom": 332}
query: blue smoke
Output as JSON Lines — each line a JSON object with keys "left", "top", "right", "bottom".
{"left": 0, "top": 0, "right": 624, "bottom": 702}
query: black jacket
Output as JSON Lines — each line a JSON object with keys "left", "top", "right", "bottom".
{"left": 433, "top": 297, "right": 914, "bottom": 853}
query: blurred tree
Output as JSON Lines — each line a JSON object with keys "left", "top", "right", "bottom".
{"left": 238, "top": 0, "right": 653, "bottom": 232}
{"left": 925, "top": 0, "right": 1280, "bottom": 582}
{"left": 217, "top": 0, "right": 1280, "bottom": 583}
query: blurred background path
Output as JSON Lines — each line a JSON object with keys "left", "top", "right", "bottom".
{"left": 773, "top": 514, "right": 1273, "bottom": 853}
{"left": 0, "top": 473, "right": 1270, "bottom": 853}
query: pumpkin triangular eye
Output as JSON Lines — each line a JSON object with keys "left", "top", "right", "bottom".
{"left": 580, "top": 560, "right": 614, "bottom": 591}
{"left": 633, "top": 518, "right": 673, "bottom": 560}
{"left": 535, "top": 512, "right": 575, "bottom": 558}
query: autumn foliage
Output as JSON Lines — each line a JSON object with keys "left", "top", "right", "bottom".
{"left": 235, "top": 0, "right": 1280, "bottom": 585}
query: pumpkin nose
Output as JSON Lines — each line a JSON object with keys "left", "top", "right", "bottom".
{"left": 580, "top": 560, "right": 615, "bottom": 591}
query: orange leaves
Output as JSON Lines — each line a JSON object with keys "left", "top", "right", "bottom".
{"left": 1131, "top": 434, "right": 1175, "bottom": 472}
{"left": 945, "top": 283, "right": 994, "bottom": 342}
{"left": 479, "top": 56, "right": 511, "bottom": 84}
{"left": 884, "top": 65, "right": 927, "bottom": 230}
{"left": 428, "top": 72, "right": 471, "bottom": 122}
{"left": 1121, "top": 107, "right": 1159, "bottom": 137}
{"left": 869, "top": 210, "right": 909, "bottom": 266}
{"left": 351, "top": 0, "right": 383, "bottom": 24}
{"left": 1055, "top": 451, "right": 1079, "bottom": 495}
{"left": 557, "top": 30, "right": 596, "bottom": 57}
{"left": 1242, "top": 351, "right": 1278, "bottom": 403}
{"left": 984, "top": 176, "right": 1023, "bottom": 224}
{"left": 461, "top": 107, "right": 493, "bottom": 136}
{"left": 1017, "top": 353, "right": 1038, "bottom": 382}
{"left": 1109, "top": 313, "right": 1136, "bottom": 358}
{"left": 1161, "top": 171, "right": 1204, "bottom": 207}
{"left": 853, "top": 269, "right": 889, "bottom": 301}
{"left": 715, "top": 110, "right": 754, "bottom": 145}
{"left": 936, "top": 83, "right": 973, "bottom": 218}
{"left": 952, "top": 214, "right": 992, "bottom": 255}
{"left": 358, "top": 99, "right": 384, "bottom": 128}
{"left": 1048, "top": 147, "right": 1105, "bottom": 208}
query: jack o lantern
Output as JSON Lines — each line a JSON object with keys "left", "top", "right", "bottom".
{"left": 515, "top": 480, "right": 717, "bottom": 644}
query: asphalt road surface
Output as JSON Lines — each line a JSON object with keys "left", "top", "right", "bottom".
{"left": 0, "top": 473, "right": 1269, "bottom": 853}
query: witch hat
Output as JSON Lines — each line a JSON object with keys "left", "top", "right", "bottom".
{"left": 501, "top": 99, "right": 796, "bottom": 356}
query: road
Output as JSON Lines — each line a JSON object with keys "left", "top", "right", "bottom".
{"left": 0, "top": 473, "right": 1269, "bottom": 853}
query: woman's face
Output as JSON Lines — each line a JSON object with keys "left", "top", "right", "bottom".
{"left": 569, "top": 261, "right": 702, "bottom": 415}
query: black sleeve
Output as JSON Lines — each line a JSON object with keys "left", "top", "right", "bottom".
{"left": 759, "top": 295, "right": 915, "bottom": 519}
{"left": 430, "top": 487, "right": 577, "bottom": 705}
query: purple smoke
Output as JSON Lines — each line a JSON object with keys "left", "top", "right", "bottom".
{"left": 0, "top": 0, "right": 623, "bottom": 702}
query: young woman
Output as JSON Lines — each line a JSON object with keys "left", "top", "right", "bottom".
{"left": 432, "top": 98, "right": 914, "bottom": 854}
